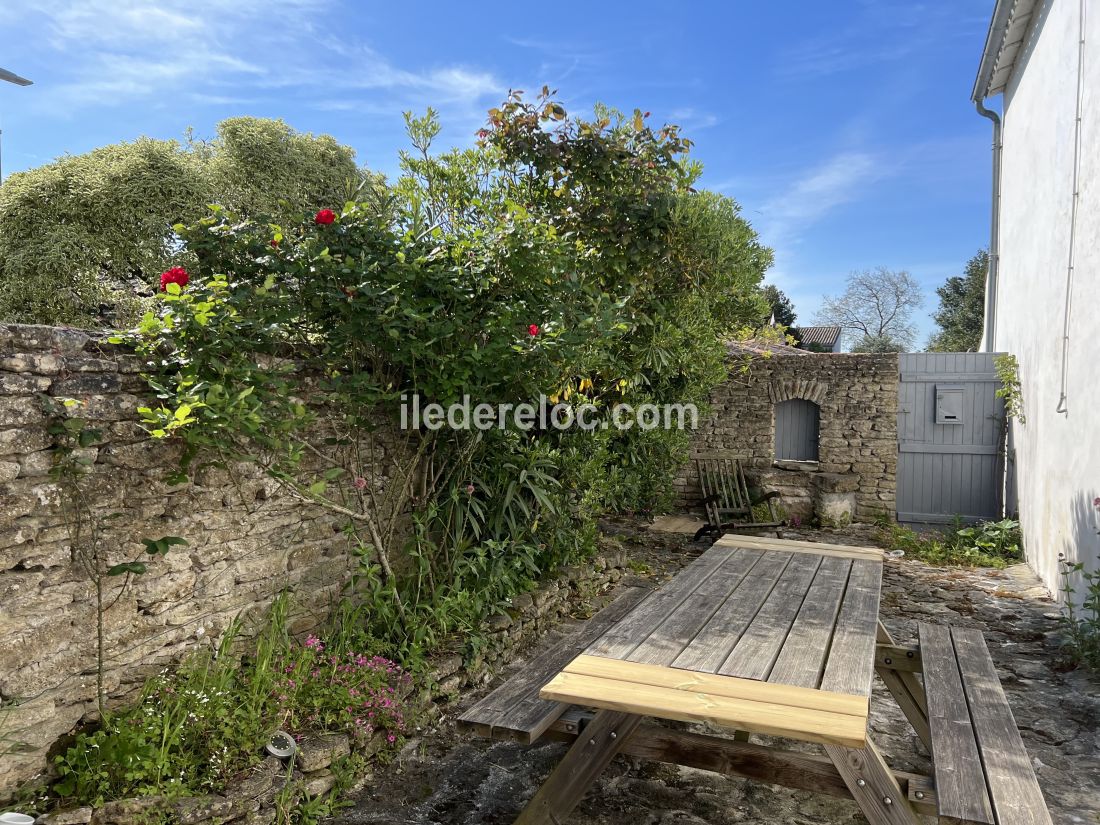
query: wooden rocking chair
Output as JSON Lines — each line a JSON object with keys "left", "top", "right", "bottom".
{"left": 692, "top": 453, "right": 784, "bottom": 541}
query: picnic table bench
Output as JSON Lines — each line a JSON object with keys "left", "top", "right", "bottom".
{"left": 459, "top": 535, "right": 1053, "bottom": 825}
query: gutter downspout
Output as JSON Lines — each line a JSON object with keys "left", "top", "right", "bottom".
{"left": 975, "top": 98, "right": 1002, "bottom": 353}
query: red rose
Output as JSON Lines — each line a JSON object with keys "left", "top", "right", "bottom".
{"left": 314, "top": 209, "right": 336, "bottom": 225}
{"left": 528, "top": 324, "right": 540, "bottom": 336}
{"left": 159, "top": 267, "right": 189, "bottom": 291}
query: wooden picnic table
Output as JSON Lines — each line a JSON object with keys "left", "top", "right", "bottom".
{"left": 519, "top": 534, "right": 915, "bottom": 825}
{"left": 462, "top": 533, "right": 1053, "bottom": 825}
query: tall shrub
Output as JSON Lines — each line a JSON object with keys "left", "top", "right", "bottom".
{"left": 0, "top": 118, "right": 367, "bottom": 326}
{"left": 128, "top": 92, "right": 770, "bottom": 657}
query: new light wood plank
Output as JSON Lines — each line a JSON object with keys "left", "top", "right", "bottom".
{"left": 672, "top": 551, "right": 793, "bottom": 673}
{"left": 919, "top": 623, "right": 995, "bottom": 824}
{"left": 716, "top": 534, "right": 885, "bottom": 561}
{"left": 719, "top": 553, "right": 823, "bottom": 680}
{"left": 819, "top": 558, "right": 883, "bottom": 696}
{"left": 768, "top": 555, "right": 852, "bottom": 688}
{"left": 563, "top": 655, "right": 867, "bottom": 717}
{"left": 627, "top": 549, "right": 764, "bottom": 665}
{"left": 539, "top": 670, "right": 867, "bottom": 748}
{"left": 586, "top": 545, "right": 734, "bottom": 660}
{"left": 457, "top": 586, "right": 651, "bottom": 742}
{"left": 951, "top": 626, "right": 1054, "bottom": 825}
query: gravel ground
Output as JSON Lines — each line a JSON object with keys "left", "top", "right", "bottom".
{"left": 334, "top": 523, "right": 1100, "bottom": 825}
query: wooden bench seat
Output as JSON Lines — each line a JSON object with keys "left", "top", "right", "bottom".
{"left": 918, "top": 623, "right": 1053, "bottom": 825}
{"left": 457, "top": 586, "right": 651, "bottom": 743}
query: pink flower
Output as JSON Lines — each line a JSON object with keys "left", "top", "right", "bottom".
{"left": 305, "top": 634, "right": 324, "bottom": 652}
{"left": 1093, "top": 496, "right": 1100, "bottom": 508}
{"left": 465, "top": 483, "right": 475, "bottom": 495}
{"left": 353, "top": 476, "right": 368, "bottom": 490}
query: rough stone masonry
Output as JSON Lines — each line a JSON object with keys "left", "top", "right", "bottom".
{"left": 0, "top": 323, "right": 400, "bottom": 795}
{"left": 678, "top": 348, "right": 899, "bottom": 523}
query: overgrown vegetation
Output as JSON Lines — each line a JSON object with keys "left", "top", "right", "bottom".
{"left": 51, "top": 595, "right": 407, "bottom": 810}
{"left": 120, "top": 90, "right": 770, "bottom": 663}
{"left": 0, "top": 117, "right": 373, "bottom": 326}
{"left": 876, "top": 517, "right": 1023, "bottom": 567}
{"left": 1060, "top": 557, "right": 1100, "bottom": 670}
{"left": 994, "top": 353, "right": 1026, "bottom": 424}
{"left": 1058, "top": 498, "right": 1100, "bottom": 670}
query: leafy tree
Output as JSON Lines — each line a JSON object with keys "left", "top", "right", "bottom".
{"left": 0, "top": 118, "right": 370, "bottom": 326}
{"left": 927, "top": 249, "right": 988, "bottom": 352}
{"left": 761, "top": 284, "right": 796, "bottom": 327}
{"left": 815, "top": 267, "right": 923, "bottom": 352}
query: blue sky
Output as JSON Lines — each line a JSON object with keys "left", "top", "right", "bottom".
{"left": 0, "top": 1, "right": 996, "bottom": 343}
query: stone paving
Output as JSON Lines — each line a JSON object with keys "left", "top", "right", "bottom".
{"left": 335, "top": 524, "right": 1100, "bottom": 825}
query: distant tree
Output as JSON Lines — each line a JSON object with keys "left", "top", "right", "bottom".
{"left": 761, "top": 283, "right": 796, "bottom": 327}
{"left": 815, "top": 267, "right": 923, "bottom": 352}
{"left": 0, "top": 117, "right": 375, "bottom": 326}
{"left": 927, "top": 249, "right": 988, "bottom": 352}
{"left": 851, "top": 333, "right": 907, "bottom": 353}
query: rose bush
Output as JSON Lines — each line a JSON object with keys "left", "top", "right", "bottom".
{"left": 127, "top": 90, "right": 770, "bottom": 659}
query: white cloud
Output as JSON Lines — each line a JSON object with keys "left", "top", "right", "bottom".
{"left": 13, "top": 0, "right": 501, "bottom": 117}
{"left": 759, "top": 151, "right": 881, "bottom": 246}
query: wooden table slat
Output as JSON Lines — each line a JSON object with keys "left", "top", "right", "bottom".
{"left": 767, "top": 555, "right": 853, "bottom": 688}
{"left": 670, "top": 551, "right": 793, "bottom": 673}
{"left": 818, "top": 558, "right": 883, "bottom": 696}
{"left": 626, "top": 549, "right": 765, "bottom": 666}
{"left": 539, "top": 670, "right": 867, "bottom": 748}
{"left": 457, "top": 586, "right": 651, "bottom": 741}
{"left": 919, "top": 623, "right": 995, "bottom": 824}
{"left": 716, "top": 534, "right": 885, "bottom": 560}
{"left": 952, "top": 626, "right": 1053, "bottom": 825}
{"left": 719, "top": 553, "right": 824, "bottom": 680}
{"left": 564, "top": 655, "right": 867, "bottom": 717}
{"left": 585, "top": 545, "right": 734, "bottom": 660}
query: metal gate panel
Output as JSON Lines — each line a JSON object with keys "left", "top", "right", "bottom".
{"left": 897, "top": 353, "right": 1006, "bottom": 525}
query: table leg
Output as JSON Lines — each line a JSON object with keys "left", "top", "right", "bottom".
{"left": 514, "top": 709, "right": 642, "bottom": 825}
{"left": 824, "top": 740, "right": 921, "bottom": 825}
{"left": 876, "top": 621, "right": 931, "bottom": 750}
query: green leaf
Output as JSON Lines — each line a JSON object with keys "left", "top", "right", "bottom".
{"left": 107, "top": 561, "right": 147, "bottom": 576}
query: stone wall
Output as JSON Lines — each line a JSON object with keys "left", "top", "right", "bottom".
{"left": 678, "top": 350, "right": 899, "bottom": 523}
{"left": 31, "top": 551, "right": 631, "bottom": 825}
{"left": 0, "top": 324, "right": 404, "bottom": 794}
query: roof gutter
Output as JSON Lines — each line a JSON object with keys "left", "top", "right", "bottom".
{"left": 972, "top": 0, "right": 1015, "bottom": 353}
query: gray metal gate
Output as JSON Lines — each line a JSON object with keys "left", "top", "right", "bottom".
{"left": 896, "top": 353, "right": 1006, "bottom": 525}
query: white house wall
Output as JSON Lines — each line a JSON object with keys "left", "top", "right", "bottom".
{"left": 996, "top": 0, "right": 1100, "bottom": 595}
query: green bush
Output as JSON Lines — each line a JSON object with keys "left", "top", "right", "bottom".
{"left": 0, "top": 118, "right": 368, "bottom": 326}
{"left": 878, "top": 518, "right": 1023, "bottom": 567}
{"left": 52, "top": 597, "right": 407, "bottom": 807}
{"left": 1060, "top": 550, "right": 1100, "bottom": 670}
